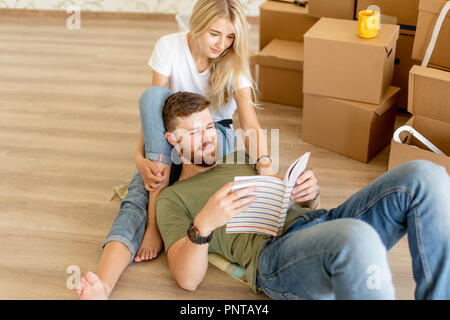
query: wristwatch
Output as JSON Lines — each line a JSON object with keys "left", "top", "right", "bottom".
{"left": 254, "top": 155, "right": 272, "bottom": 170}
{"left": 187, "top": 223, "right": 213, "bottom": 245}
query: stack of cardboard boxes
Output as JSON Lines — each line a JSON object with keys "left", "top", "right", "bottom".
{"left": 388, "top": 0, "right": 450, "bottom": 173}
{"left": 256, "top": 0, "right": 357, "bottom": 107}
{"left": 255, "top": 0, "right": 449, "bottom": 169}
{"left": 412, "top": 0, "right": 450, "bottom": 70}
{"left": 257, "top": 1, "right": 318, "bottom": 107}
{"left": 301, "top": 18, "right": 401, "bottom": 163}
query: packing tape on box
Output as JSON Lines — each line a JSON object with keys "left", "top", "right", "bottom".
{"left": 273, "top": 0, "right": 307, "bottom": 7}
{"left": 422, "top": 1, "right": 450, "bottom": 67}
{"left": 393, "top": 125, "right": 445, "bottom": 155}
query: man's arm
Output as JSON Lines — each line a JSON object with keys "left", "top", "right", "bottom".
{"left": 165, "top": 182, "right": 257, "bottom": 291}
{"left": 167, "top": 236, "right": 209, "bottom": 291}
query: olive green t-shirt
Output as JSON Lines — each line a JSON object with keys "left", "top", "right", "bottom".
{"left": 156, "top": 153, "right": 312, "bottom": 293}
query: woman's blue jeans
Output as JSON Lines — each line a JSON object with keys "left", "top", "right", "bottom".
{"left": 256, "top": 160, "right": 450, "bottom": 300}
{"left": 103, "top": 87, "right": 236, "bottom": 263}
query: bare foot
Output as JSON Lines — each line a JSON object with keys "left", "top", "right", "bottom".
{"left": 76, "top": 271, "right": 109, "bottom": 300}
{"left": 134, "top": 225, "right": 163, "bottom": 262}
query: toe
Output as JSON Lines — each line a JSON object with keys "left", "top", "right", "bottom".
{"left": 134, "top": 253, "right": 142, "bottom": 262}
{"left": 85, "top": 271, "right": 101, "bottom": 286}
{"left": 80, "top": 277, "right": 88, "bottom": 288}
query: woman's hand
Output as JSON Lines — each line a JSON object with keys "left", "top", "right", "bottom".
{"left": 290, "top": 169, "right": 319, "bottom": 204}
{"left": 135, "top": 155, "right": 169, "bottom": 192}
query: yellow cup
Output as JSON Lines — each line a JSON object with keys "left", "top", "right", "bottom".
{"left": 358, "top": 10, "right": 380, "bottom": 39}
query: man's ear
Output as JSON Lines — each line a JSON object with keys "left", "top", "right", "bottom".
{"left": 165, "top": 132, "right": 178, "bottom": 147}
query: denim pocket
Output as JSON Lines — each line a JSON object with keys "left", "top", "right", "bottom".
{"left": 257, "top": 273, "right": 307, "bottom": 300}
{"left": 302, "top": 209, "right": 328, "bottom": 222}
{"left": 260, "top": 285, "right": 305, "bottom": 300}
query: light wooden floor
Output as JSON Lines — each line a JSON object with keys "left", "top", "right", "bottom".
{"left": 0, "top": 13, "right": 415, "bottom": 300}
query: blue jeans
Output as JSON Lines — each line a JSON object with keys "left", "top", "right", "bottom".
{"left": 103, "top": 86, "right": 236, "bottom": 263}
{"left": 256, "top": 160, "right": 450, "bottom": 300}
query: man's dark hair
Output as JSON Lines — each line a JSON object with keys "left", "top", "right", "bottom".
{"left": 163, "top": 91, "right": 211, "bottom": 132}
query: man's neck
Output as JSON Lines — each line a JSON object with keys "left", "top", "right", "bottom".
{"left": 179, "top": 163, "right": 218, "bottom": 182}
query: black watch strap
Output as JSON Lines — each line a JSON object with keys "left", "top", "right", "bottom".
{"left": 187, "top": 223, "right": 213, "bottom": 244}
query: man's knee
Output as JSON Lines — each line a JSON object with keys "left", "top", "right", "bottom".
{"left": 396, "top": 160, "right": 448, "bottom": 189}
{"left": 331, "top": 219, "right": 387, "bottom": 262}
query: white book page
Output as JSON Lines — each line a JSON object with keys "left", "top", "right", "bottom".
{"left": 282, "top": 152, "right": 310, "bottom": 210}
{"left": 282, "top": 152, "right": 310, "bottom": 187}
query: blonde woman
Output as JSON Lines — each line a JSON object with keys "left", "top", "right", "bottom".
{"left": 76, "top": 0, "right": 275, "bottom": 299}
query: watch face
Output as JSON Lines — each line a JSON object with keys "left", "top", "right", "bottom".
{"left": 259, "top": 159, "right": 270, "bottom": 167}
{"left": 187, "top": 223, "right": 211, "bottom": 244}
{"left": 188, "top": 224, "right": 202, "bottom": 243}
{"left": 188, "top": 225, "right": 197, "bottom": 241}
{"left": 257, "top": 156, "right": 272, "bottom": 168}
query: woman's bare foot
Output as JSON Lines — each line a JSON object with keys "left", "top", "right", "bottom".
{"left": 134, "top": 225, "right": 163, "bottom": 262}
{"left": 76, "top": 271, "right": 110, "bottom": 300}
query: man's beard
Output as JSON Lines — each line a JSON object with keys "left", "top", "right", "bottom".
{"left": 180, "top": 142, "right": 217, "bottom": 167}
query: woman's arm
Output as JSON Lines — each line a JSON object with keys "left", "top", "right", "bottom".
{"left": 234, "top": 87, "right": 274, "bottom": 175}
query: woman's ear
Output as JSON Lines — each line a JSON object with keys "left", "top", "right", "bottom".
{"left": 165, "top": 132, "right": 178, "bottom": 147}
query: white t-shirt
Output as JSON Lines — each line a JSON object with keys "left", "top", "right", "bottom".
{"left": 148, "top": 31, "right": 252, "bottom": 121}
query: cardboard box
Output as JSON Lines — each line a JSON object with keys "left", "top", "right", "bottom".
{"left": 303, "top": 18, "right": 399, "bottom": 104}
{"left": 388, "top": 116, "right": 450, "bottom": 174}
{"left": 388, "top": 65, "right": 450, "bottom": 173}
{"left": 258, "top": 39, "right": 304, "bottom": 107}
{"left": 412, "top": 0, "right": 450, "bottom": 70}
{"left": 260, "top": 1, "right": 318, "bottom": 50}
{"left": 393, "top": 33, "right": 420, "bottom": 109}
{"left": 408, "top": 65, "right": 450, "bottom": 123}
{"left": 356, "top": 0, "right": 420, "bottom": 30}
{"left": 302, "top": 86, "right": 400, "bottom": 162}
{"left": 308, "top": 0, "right": 355, "bottom": 19}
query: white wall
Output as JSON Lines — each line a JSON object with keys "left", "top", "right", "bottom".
{"left": 0, "top": 0, "right": 265, "bottom": 16}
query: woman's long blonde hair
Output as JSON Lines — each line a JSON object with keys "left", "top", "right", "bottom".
{"left": 189, "top": 0, "right": 257, "bottom": 112}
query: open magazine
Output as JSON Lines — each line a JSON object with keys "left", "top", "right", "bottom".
{"left": 226, "top": 152, "right": 310, "bottom": 237}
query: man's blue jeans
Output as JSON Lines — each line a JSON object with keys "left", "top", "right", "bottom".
{"left": 256, "top": 160, "right": 450, "bottom": 300}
